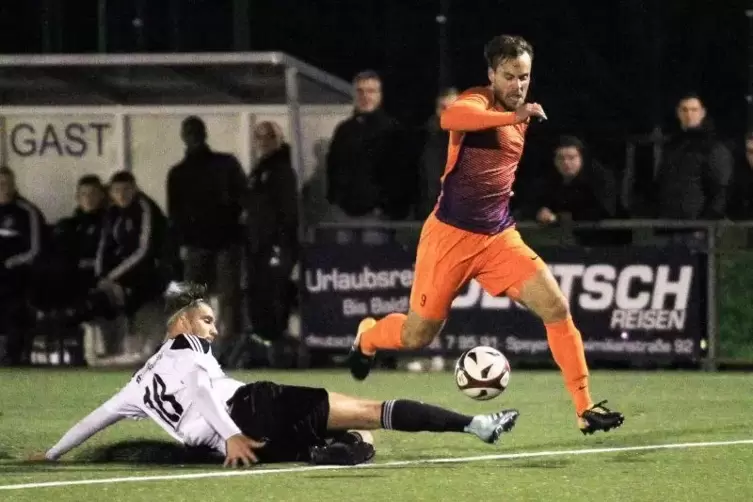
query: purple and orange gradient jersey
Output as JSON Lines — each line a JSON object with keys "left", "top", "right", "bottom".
{"left": 434, "top": 86, "right": 529, "bottom": 235}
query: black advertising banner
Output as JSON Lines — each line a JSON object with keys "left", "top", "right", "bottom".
{"left": 301, "top": 243, "right": 706, "bottom": 363}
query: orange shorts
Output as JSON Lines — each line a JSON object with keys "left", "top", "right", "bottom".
{"left": 410, "top": 213, "right": 546, "bottom": 320}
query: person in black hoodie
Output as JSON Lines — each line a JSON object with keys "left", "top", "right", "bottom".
{"left": 532, "top": 136, "right": 628, "bottom": 246}
{"left": 654, "top": 94, "right": 733, "bottom": 222}
{"left": 325, "top": 70, "right": 412, "bottom": 221}
{"left": 244, "top": 121, "right": 299, "bottom": 347}
{"left": 167, "top": 116, "right": 247, "bottom": 347}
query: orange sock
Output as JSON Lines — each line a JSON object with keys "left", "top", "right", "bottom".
{"left": 545, "top": 316, "right": 593, "bottom": 415}
{"left": 360, "top": 313, "right": 406, "bottom": 355}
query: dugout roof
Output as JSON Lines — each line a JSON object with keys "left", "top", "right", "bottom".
{"left": 0, "top": 52, "right": 352, "bottom": 106}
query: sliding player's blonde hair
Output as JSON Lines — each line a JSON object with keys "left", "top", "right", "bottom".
{"left": 164, "top": 281, "right": 209, "bottom": 334}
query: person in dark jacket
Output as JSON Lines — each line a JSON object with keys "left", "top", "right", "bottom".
{"left": 533, "top": 136, "right": 628, "bottom": 246}
{"left": 654, "top": 94, "right": 733, "bottom": 221}
{"left": 326, "top": 70, "right": 412, "bottom": 221}
{"left": 58, "top": 175, "right": 107, "bottom": 289}
{"left": 86, "top": 171, "right": 167, "bottom": 355}
{"left": 167, "top": 116, "right": 247, "bottom": 348}
{"left": 244, "top": 121, "right": 299, "bottom": 347}
{"left": 34, "top": 175, "right": 107, "bottom": 312}
{"left": 97, "top": 171, "right": 167, "bottom": 304}
{"left": 0, "top": 166, "right": 45, "bottom": 365}
{"left": 416, "top": 88, "right": 458, "bottom": 220}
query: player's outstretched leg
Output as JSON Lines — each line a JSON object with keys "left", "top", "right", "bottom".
{"left": 514, "top": 268, "right": 624, "bottom": 434}
{"left": 347, "top": 312, "right": 445, "bottom": 381}
{"left": 348, "top": 213, "right": 461, "bottom": 381}
{"left": 326, "top": 392, "right": 519, "bottom": 444}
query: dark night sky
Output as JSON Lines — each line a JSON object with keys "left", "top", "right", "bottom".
{"left": 0, "top": 0, "right": 749, "bottom": 166}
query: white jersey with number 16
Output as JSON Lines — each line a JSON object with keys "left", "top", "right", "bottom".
{"left": 44, "top": 333, "right": 245, "bottom": 461}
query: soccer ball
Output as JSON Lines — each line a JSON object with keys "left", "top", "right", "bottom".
{"left": 454, "top": 346, "right": 511, "bottom": 400}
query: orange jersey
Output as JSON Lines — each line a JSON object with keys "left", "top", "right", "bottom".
{"left": 434, "top": 86, "right": 529, "bottom": 234}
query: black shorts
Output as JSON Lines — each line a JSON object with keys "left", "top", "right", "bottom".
{"left": 227, "top": 381, "right": 330, "bottom": 463}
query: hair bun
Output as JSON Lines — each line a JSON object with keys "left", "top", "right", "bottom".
{"left": 164, "top": 281, "right": 208, "bottom": 314}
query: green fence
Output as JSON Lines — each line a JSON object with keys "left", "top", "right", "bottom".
{"left": 717, "top": 230, "right": 753, "bottom": 363}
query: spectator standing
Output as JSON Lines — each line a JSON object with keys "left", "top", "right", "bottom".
{"left": 654, "top": 94, "right": 733, "bottom": 222}
{"left": 244, "top": 122, "right": 299, "bottom": 358}
{"left": 326, "top": 70, "right": 412, "bottom": 223}
{"left": 167, "top": 116, "right": 247, "bottom": 357}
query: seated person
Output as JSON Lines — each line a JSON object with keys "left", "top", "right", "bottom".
{"left": 0, "top": 166, "right": 46, "bottom": 365}
{"left": 34, "top": 175, "right": 107, "bottom": 312}
{"left": 533, "top": 136, "right": 629, "bottom": 246}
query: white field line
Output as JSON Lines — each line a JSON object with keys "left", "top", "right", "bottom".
{"left": 2, "top": 438, "right": 752, "bottom": 491}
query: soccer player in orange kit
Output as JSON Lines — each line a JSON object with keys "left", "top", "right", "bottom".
{"left": 348, "top": 34, "right": 624, "bottom": 435}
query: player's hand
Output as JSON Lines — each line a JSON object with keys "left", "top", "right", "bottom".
{"left": 223, "top": 434, "right": 265, "bottom": 468}
{"left": 536, "top": 207, "right": 557, "bottom": 224}
{"left": 515, "top": 103, "right": 547, "bottom": 122}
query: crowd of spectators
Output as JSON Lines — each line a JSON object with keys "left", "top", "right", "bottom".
{"left": 1, "top": 70, "right": 751, "bottom": 368}
{"left": 320, "top": 74, "right": 748, "bottom": 239}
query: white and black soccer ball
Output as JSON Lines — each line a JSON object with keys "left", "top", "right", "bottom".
{"left": 454, "top": 346, "right": 511, "bottom": 400}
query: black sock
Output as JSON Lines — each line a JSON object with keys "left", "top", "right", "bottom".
{"left": 380, "top": 400, "right": 472, "bottom": 432}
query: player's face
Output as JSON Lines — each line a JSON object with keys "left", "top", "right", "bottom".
{"left": 554, "top": 146, "right": 583, "bottom": 178}
{"left": 186, "top": 303, "right": 218, "bottom": 342}
{"left": 676, "top": 98, "right": 706, "bottom": 130}
{"left": 488, "top": 53, "right": 532, "bottom": 111}
{"left": 0, "top": 174, "right": 15, "bottom": 204}
{"left": 77, "top": 184, "right": 104, "bottom": 213}
{"left": 109, "top": 181, "right": 136, "bottom": 209}
{"left": 354, "top": 78, "right": 382, "bottom": 113}
{"left": 746, "top": 138, "right": 753, "bottom": 169}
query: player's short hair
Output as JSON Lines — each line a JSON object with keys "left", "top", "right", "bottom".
{"left": 746, "top": 131, "right": 753, "bottom": 142}
{"left": 353, "top": 69, "right": 381, "bottom": 84}
{"left": 77, "top": 174, "right": 104, "bottom": 189}
{"left": 554, "top": 135, "right": 585, "bottom": 155}
{"left": 164, "top": 281, "right": 209, "bottom": 326}
{"left": 0, "top": 166, "right": 15, "bottom": 179}
{"left": 109, "top": 171, "right": 136, "bottom": 185}
{"left": 484, "top": 35, "right": 534, "bottom": 69}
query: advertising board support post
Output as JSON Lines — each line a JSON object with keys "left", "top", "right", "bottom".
{"left": 285, "top": 65, "right": 310, "bottom": 367}
{"left": 704, "top": 226, "right": 718, "bottom": 371}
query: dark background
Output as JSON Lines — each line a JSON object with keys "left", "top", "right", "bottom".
{"left": 0, "top": 0, "right": 750, "bottom": 172}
